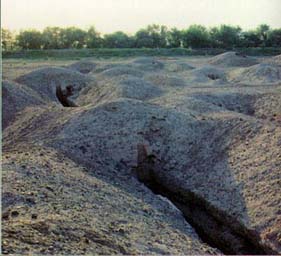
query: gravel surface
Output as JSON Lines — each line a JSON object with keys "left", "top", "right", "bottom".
{"left": 3, "top": 52, "right": 281, "bottom": 254}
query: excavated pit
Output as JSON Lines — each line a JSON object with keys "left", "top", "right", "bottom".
{"left": 134, "top": 145, "right": 271, "bottom": 255}
{"left": 56, "top": 85, "right": 78, "bottom": 107}
{"left": 207, "top": 74, "right": 220, "bottom": 80}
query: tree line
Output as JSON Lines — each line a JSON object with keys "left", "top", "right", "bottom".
{"left": 2, "top": 24, "right": 281, "bottom": 51}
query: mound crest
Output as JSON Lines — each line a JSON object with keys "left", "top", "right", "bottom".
{"left": 232, "top": 63, "right": 281, "bottom": 84}
{"left": 16, "top": 67, "right": 95, "bottom": 104}
{"left": 98, "top": 66, "right": 144, "bottom": 78}
{"left": 272, "top": 54, "right": 281, "bottom": 65}
{"left": 2, "top": 80, "right": 44, "bottom": 129}
{"left": 145, "top": 73, "right": 187, "bottom": 87}
{"left": 78, "top": 75, "right": 163, "bottom": 105}
{"left": 209, "top": 51, "right": 258, "bottom": 67}
{"left": 91, "top": 63, "right": 121, "bottom": 74}
{"left": 68, "top": 60, "right": 97, "bottom": 74}
{"left": 191, "top": 66, "right": 226, "bottom": 82}
{"left": 166, "top": 61, "right": 195, "bottom": 72}
{"left": 264, "top": 54, "right": 281, "bottom": 66}
{"left": 132, "top": 57, "right": 164, "bottom": 71}
{"left": 117, "top": 76, "right": 163, "bottom": 100}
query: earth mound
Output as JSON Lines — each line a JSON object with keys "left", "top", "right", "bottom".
{"left": 209, "top": 51, "right": 259, "bottom": 67}
{"left": 145, "top": 73, "right": 187, "bottom": 87}
{"left": 2, "top": 145, "right": 216, "bottom": 255}
{"left": 191, "top": 66, "right": 226, "bottom": 82}
{"left": 3, "top": 55, "right": 281, "bottom": 255}
{"left": 272, "top": 54, "right": 281, "bottom": 65}
{"left": 78, "top": 76, "right": 163, "bottom": 105}
{"left": 2, "top": 80, "right": 44, "bottom": 129}
{"left": 264, "top": 54, "right": 281, "bottom": 66}
{"left": 253, "top": 93, "right": 281, "bottom": 122}
{"left": 166, "top": 61, "right": 195, "bottom": 72}
{"left": 91, "top": 63, "right": 120, "bottom": 73}
{"left": 132, "top": 57, "right": 165, "bottom": 71}
{"left": 15, "top": 67, "right": 95, "bottom": 104}
{"left": 68, "top": 60, "right": 97, "bottom": 74}
{"left": 98, "top": 66, "right": 144, "bottom": 79}
{"left": 232, "top": 63, "right": 281, "bottom": 85}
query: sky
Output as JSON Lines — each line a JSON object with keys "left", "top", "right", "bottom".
{"left": 2, "top": 0, "right": 281, "bottom": 34}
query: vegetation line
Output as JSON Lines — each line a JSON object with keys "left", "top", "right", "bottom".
{"left": 2, "top": 24, "right": 281, "bottom": 52}
{"left": 3, "top": 47, "right": 281, "bottom": 59}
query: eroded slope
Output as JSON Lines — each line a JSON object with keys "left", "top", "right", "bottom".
{"left": 3, "top": 52, "right": 281, "bottom": 254}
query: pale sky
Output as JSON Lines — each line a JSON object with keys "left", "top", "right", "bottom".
{"left": 2, "top": 0, "right": 281, "bottom": 34}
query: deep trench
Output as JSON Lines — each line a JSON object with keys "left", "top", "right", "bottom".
{"left": 134, "top": 153, "right": 272, "bottom": 255}
{"left": 56, "top": 85, "right": 78, "bottom": 107}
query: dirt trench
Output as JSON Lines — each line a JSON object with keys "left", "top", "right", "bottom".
{"left": 56, "top": 85, "right": 78, "bottom": 107}
{"left": 134, "top": 144, "right": 272, "bottom": 255}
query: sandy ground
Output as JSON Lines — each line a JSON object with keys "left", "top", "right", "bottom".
{"left": 2, "top": 52, "right": 281, "bottom": 255}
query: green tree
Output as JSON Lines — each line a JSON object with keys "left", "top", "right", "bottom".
{"left": 240, "top": 30, "right": 261, "bottom": 47}
{"left": 167, "top": 28, "right": 183, "bottom": 48}
{"left": 135, "top": 29, "right": 154, "bottom": 48}
{"left": 182, "top": 25, "right": 210, "bottom": 48}
{"left": 103, "top": 31, "right": 133, "bottom": 48}
{"left": 256, "top": 24, "right": 270, "bottom": 46}
{"left": 17, "top": 30, "right": 43, "bottom": 49}
{"left": 267, "top": 29, "right": 281, "bottom": 47}
{"left": 86, "top": 26, "right": 103, "bottom": 48}
{"left": 3, "top": 24, "right": 281, "bottom": 50}
{"left": 42, "top": 27, "right": 63, "bottom": 49}
{"left": 159, "top": 25, "right": 169, "bottom": 47}
{"left": 61, "top": 27, "right": 87, "bottom": 48}
{"left": 210, "top": 25, "right": 242, "bottom": 48}
{"left": 147, "top": 24, "right": 168, "bottom": 48}
{"left": 1, "top": 28, "right": 15, "bottom": 51}
{"left": 209, "top": 27, "right": 220, "bottom": 48}
{"left": 135, "top": 24, "right": 168, "bottom": 48}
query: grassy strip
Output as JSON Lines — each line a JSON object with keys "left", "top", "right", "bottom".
{"left": 3, "top": 47, "right": 281, "bottom": 59}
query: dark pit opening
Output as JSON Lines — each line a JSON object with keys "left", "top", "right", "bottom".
{"left": 56, "top": 85, "right": 78, "bottom": 107}
{"left": 207, "top": 74, "right": 220, "bottom": 80}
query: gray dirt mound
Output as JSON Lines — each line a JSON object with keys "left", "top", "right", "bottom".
{"left": 15, "top": 67, "right": 95, "bottom": 103}
{"left": 272, "top": 54, "right": 281, "bottom": 65}
{"left": 2, "top": 145, "right": 217, "bottom": 255}
{"left": 3, "top": 56, "right": 281, "bottom": 255}
{"left": 2, "top": 80, "right": 44, "bottom": 129}
{"left": 3, "top": 88, "right": 281, "bottom": 254}
{"left": 91, "top": 63, "right": 120, "bottom": 74}
{"left": 98, "top": 66, "right": 144, "bottom": 79}
{"left": 132, "top": 57, "right": 165, "bottom": 71}
{"left": 145, "top": 73, "right": 187, "bottom": 87}
{"left": 191, "top": 92, "right": 257, "bottom": 115}
{"left": 68, "top": 60, "right": 97, "bottom": 74}
{"left": 264, "top": 54, "right": 281, "bottom": 66}
{"left": 166, "top": 61, "right": 195, "bottom": 72}
{"left": 253, "top": 93, "right": 281, "bottom": 122}
{"left": 151, "top": 92, "right": 225, "bottom": 115}
{"left": 191, "top": 66, "right": 227, "bottom": 82}
{"left": 50, "top": 98, "right": 193, "bottom": 170}
{"left": 232, "top": 63, "right": 281, "bottom": 85}
{"left": 78, "top": 75, "right": 163, "bottom": 105}
{"left": 117, "top": 76, "right": 163, "bottom": 100}
{"left": 209, "top": 51, "right": 259, "bottom": 67}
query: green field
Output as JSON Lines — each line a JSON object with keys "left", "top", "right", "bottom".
{"left": 3, "top": 47, "right": 281, "bottom": 59}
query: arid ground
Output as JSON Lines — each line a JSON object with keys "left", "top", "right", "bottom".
{"left": 2, "top": 52, "right": 281, "bottom": 255}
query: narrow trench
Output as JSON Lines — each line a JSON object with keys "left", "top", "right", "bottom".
{"left": 141, "top": 178, "right": 268, "bottom": 255}
{"left": 56, "top": 85, "right": 78, "bottom": 107}
{"left": 134, "top": 145, "right": 271, "bottom": 255}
